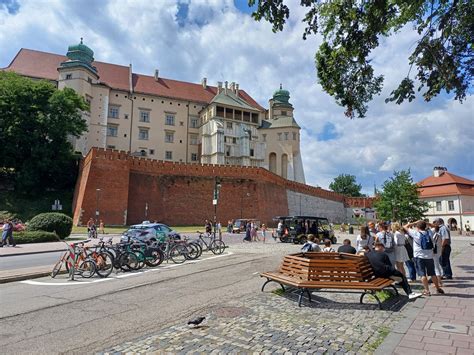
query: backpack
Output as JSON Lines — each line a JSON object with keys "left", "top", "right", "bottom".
{"left": 419, "top": 231, "right": 434, "bottom": 250}
{"left": 302, "top": 242, "right": 313, "bottom": 253}
{"left": 382, "top": 232, "right": 394, "bottom": 252}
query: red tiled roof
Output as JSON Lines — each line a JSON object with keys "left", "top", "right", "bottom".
{"left": 418, "top": 172, "right": 474, "bottom": 198}
{"left": 4, "top": 48, "right": 264, "bottom": 110}
{"left": 418, "top": 172, "right": 474, "bottom": 188}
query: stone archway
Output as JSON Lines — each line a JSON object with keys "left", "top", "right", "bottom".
{"left": 269, "top": 152, "right": 277, "bottom": 173}
{"left": 281, "top": 154, "right": 288, "bottom": 179}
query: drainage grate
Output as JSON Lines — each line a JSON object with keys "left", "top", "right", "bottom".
{"left": 429, "top": 322, "right": 469, "bottom": 334}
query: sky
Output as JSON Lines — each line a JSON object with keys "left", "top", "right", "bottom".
{"left": 1, "top": 0, "right": 473, "bottom": 195}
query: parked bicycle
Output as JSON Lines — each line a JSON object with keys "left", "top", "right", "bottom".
{"left": 195, "top": 231, "right": 226, "bottom": 255}
{"left": 51, "top": 240, "right": 96, "bottom": 280}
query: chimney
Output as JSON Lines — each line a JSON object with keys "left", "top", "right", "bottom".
{"left": 154, "top": 69, "right": 159, "bottom": 81}
{"left": 235, "top": 83, "right": 239, "bottom": 97}
{"left": 433, "top": 166, "right": 447, "bottom": 177}
{"left": 217, "top": 81, "right": 223, "bottom": 93}
{"left": 202, "top": 77, "right": 207, "bottom": 89}
{"left": 129, "top": 64, "right": 133, "bottom": 94}
{"left": 230, "top": 82, "right": 235, "bottom": 93}
{"left": 224, "top": 81, "right": 228, "bottom": 95}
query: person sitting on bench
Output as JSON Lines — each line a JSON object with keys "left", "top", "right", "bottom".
{"left": 366, "top": 242, "right": 421, "bottom": 300}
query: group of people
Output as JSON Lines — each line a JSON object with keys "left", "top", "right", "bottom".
{"left": 243, "top": 221, "right": 267, "bottom": 242}
{"left": 86, "top": 218, "right": 105, "bottom": 238}
{"left": 301, "top": 218, "right": 453, "bottom": 299}
{"left": 1, "top": 219, "right": 16, "bottom": 247}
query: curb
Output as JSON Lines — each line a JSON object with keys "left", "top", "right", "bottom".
{"left": 0, "top": 248, "right": 67, "bottom": 258}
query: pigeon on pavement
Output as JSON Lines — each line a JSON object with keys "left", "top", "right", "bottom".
{"left": 188, "top": 316, "right": 206, "bottom": 327}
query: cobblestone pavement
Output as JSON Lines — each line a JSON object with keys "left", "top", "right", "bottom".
{"left": 100, "top": 236, "right": 471, "bottom": 355}
{"left": 102, "top": 291, "right": 404, "bottom": 354}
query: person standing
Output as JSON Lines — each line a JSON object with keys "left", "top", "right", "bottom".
{"left": 243, "top": 221, "right": 251, "bottom": 242}
{"left": 375, "top": 222, "right": 396, "bottom": 266}
{"left": 403, "top": 220, "right": 444, "bottom": 296}
{"left": 465, "top": 221, "right": 471, "bottom": 236}
{"left": 260, "top": 223, "right": 267, "bottom": 243}
{"left": 356, "top": 226, "right": 373, "bottom": 252}
{"left": 392, "top": 222, "right": 409, "bottom": 276}
{"left": 99, "top": 220, "right": 105, "bottom": 235}
{"left": 2, "top": 220, "right": 12, "bottom": 247}
{"left": 435, "top": 218, "right": 453, "bottom": 279}
{"left": 404, "top": 233, "right": 417, "bottom": 282}
{"left": 432, "top": 225, "right": 444, "bottom": 287}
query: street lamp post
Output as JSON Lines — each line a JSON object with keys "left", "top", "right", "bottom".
{"left": 213, "top": 177, "right": 221, "bottom": 240}
{"left": 95, "top": 188, "right": 101, "bottom": 221}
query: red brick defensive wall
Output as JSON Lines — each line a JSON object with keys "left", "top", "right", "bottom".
{"left": 72, "top": 148, "right": 346, "bottom": 226}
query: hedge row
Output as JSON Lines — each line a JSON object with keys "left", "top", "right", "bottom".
{"left": 13, "top": 231, "right": 59, "bottom": 244}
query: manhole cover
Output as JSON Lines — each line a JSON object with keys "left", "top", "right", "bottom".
{"left": 430, "top": 322, "right": 469, "bottom": 334}
{"left": 214, "top": 306, "right": 249, "bottom": 318}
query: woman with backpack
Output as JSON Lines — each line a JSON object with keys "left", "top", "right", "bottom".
{"left": 392, "top": 222, "right": 409, "bottom": 276}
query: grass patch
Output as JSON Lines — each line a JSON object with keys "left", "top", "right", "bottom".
{"left": 271, "top": 288, "right": 286, "bottom": 296}
{"left": 365, "top": 326, "right": 390, "bottom": 353}
{"left": 367, "top": 289, "right": 394, "bottom": 303}
{"left": 71, "top": 225, "right": 127, "bottom": 234}
{"left": 171, "top": 226, "right": 207, "bottom": 233}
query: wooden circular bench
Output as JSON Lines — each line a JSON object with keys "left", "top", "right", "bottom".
{"left": 260, "top": 252, "right": 398, "bottom": 308}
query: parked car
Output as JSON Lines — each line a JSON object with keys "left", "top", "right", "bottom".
{"left": 232, "top": 219, "right": 261, "bottom": 233}
{"left": 274, "top": 216, "right": 336, "bottom": 244}
{"left": 121, "top": 222, "right": 180, "bottom": 243}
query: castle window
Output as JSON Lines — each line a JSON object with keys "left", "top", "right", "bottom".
{"left": 107, "top": 145, "right": 115, "bottom": 149}
{"left": 281, "top": 111, "right": 287, "bottom": 116}
{"left": 277, "top": 133, "right": 282, "bottom": 141}
{"left": 216, "top": 106, "right": 224, "bottom": 117}
{"left": 139, "top": 110, "right": 150, "bottom": 123}
{"left": 149, "top": 149, "right": 155, "bottom": 155}
{"left": 88, "top": 77, "right": 92, "bottom": 83}
{"left": 250, "top": 148, "right": 254, "bottom": 157}
{"left": 293, "top": 132, "right": 297, "bottom": 140}
{"left": 108, "top": 105, "right": 119, "bottom": 119}
{"left": 190, "top": 117, "right": 199, "bottom": 128}
{"left": 190, "top": 134, "right": 198, "bottom": 145}
{"left": 233, "top": 137, "right": 237, "bottom": 144}
{"left": 262, "top": 134, "right": 267, "bottom": 142}
{"left": 165, "top": 151, "right": 173, "bottom": 160}
{"left": 124, "top": 114, "right": 129, "bottom": 119}
{"left": 138, "top": 128, "right": 149, "bottom": 140}
{"left": 66, "top": 74, "right": 72, "bottom": 80}
{"left": 165, "top": 131, "right": 174, "bottom": 143}
{"left": 436, "top": 201, "right": 442, "bottom": 211}
{"left": 234, "top": 110, "right": 242, "bottom": 120}
{"left": 243, "top": 111, "right": 250, "bottom": 122}
{"left": 227, "top": 122, "right": 233, "bottom": 130}
{"left": 107, "top": 125, "right": 118, "bottom": 137}
{"left": 284, "top": 132, "right": 289, "bottom": 140}
{"left": 251, "top": 113, "right": 259, "bottom": 123}
{"left": 180, "top": 121, "right": 184, "bottom": 126}
{"left": 448, "top": 201, "right": 455, "bottom": 211}
{"left": 165, "top": 114, "right": 175, "bottom": 126}
{"left": 191, "top": 153, "right": 198, "bottom": 161}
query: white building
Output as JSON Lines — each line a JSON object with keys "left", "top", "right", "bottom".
{"left": 418, "top": 167, "right": 474, "bottom": 231}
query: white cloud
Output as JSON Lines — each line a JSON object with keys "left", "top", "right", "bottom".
{"left": 1, "top": 0, "right": 473, "bottom": 193}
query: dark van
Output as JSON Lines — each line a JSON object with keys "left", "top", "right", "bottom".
{"left": 274, "top": 216, "right": 336, "bottom": 244}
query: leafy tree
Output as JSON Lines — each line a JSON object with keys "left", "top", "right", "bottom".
{"left": 329, "top": 173, "right": 363, "bottom": 197}
{"left": 249, "top": 0, "right": 473, "bottom": 118}
{"left": 0, "top": 72, "right": 87, "bottom": 194}
{"left": 374, "top": 170, "right": 428, "bottom": 222}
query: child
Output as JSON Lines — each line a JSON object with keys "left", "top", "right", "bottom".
{"left": 323, "top": 240, "right": 336, "bottom": 252}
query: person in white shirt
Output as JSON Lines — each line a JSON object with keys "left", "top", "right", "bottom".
{"left": 356, "top": 226, "right": 373, "bottom": 252}
{"left": 391, "top": 222, "right": 409, "bottom": 276}
{"left": 375, "top": 222, "right": 396, "bottom": 266}
{"left": 322, "top": 240, "right": 336, "bottom": 252}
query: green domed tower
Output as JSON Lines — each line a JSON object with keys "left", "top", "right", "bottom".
{"left": 272, "top": 84, "right": 293, "bottom": 108}
{"left": 59, "top": 38, "right": 98, "bottom": 76}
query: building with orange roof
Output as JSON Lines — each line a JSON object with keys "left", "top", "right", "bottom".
{"left": 3, "top": 40, "right": 305, "bottom": 183}
{"left": 418, "top": 167, "right": 474, "bottom": 232}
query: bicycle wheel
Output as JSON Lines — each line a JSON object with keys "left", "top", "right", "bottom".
{"left": 210, "top": 240, "right": 226, "bottom": 255}
{"left": 169, "top": 244, "right": 187, "bottom": 264}
{"left": 78, "top": 259, "right": 96, "bottom": 278}
{"left": 145, "top": 248, "right": 164, "bottom": 267}
{"left": 94, "top": 252, "right": 114, "bottom": 278}
{"left": 185, "top": 242, "right": 202, "bottom": 260}
{"left": 51, "top": 258, "right": 63, "bottom": 278}
{"left": 119, "top": 252, "right": 139, "bottom": 271}
{"left": 133, "top": 250, "right": 146, "bottom": 269}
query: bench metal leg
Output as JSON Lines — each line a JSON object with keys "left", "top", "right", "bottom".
{"left": 261, "top": 278, "right": 285, "bottom": 293}
{"left": 360, "top": 290, "right": 382, "bottom": 310}
{"left": 388, "top": 284, "right": 399, "bottom": 296}
{"left": 297, "top": 288, "right": 311, "bottom": 307}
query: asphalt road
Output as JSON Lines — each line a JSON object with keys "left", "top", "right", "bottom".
{"left": 0, "top": 252, "right": 64, "bottom": 271}
{"left": 0, "top": 243, "right": 295, "bottom": 354}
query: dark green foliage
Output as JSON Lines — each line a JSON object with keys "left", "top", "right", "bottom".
{"left": 249, "top": 0, "right": 473, "bottom": 118}
{"left": 0, "top": 190, "right": 73, "bottom": 221}
{"left": 0, "top": 72, "right": 87, "bottom": 194}
{"left": 13, "top": 231, "right": 59, "bottom": 244}
{"left": 374, "top": 170, "right": 428, "bottom": 222}
{"left": 28, "top": 212, "right": 73, "bottom": 239}
{"left": 329, "top": 174, "right": 364, "bottom": 197}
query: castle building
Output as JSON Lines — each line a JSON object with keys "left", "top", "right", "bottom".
{"left": 4, "top": 40, "right": 305, "bottom": 183}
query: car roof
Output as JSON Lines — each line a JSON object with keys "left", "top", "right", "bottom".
{"left": 130, "top": 223, "right": 167, "bottom": 228}
{"left": 274, "top": 216, "right": 329, "bottom": 221}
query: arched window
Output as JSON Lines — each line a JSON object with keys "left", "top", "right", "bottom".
{"left": 281, "top": 154, "right": 288, "bottom": 179}
{"left": 269, "top": 153, "right": 277, "bottom": 173}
